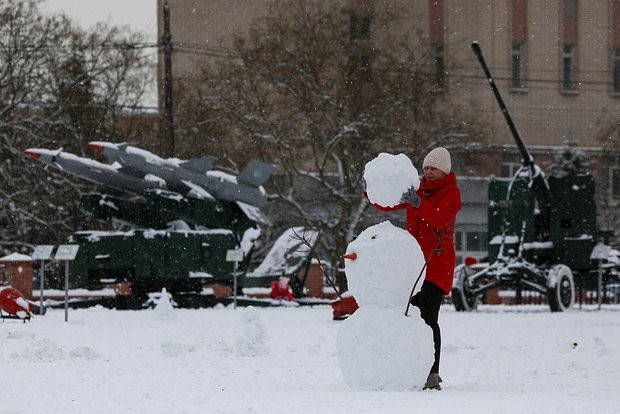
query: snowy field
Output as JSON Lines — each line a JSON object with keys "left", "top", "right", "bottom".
{"left": 2, "top": 303, "right": 620, "bottom": 414}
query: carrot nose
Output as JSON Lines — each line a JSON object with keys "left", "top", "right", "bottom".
{"left": 343, "top": 252, "right": 357, "bottom": 261}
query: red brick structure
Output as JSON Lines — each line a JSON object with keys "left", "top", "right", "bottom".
{"left": 303, "top": 263, "right": 332, "bottom": 299}
{"left": 0, "top": 253, "right": 34, "bottom": 300}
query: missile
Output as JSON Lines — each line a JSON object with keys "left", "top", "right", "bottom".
{"left": 88, "top": 141, "right": 275, "bottom": 208}
{"left": 24, "top": 148, "right": 165, "bottom": 195}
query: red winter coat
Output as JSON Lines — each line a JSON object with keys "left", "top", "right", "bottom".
{"left": 368, "top": 172, "right": 462, "bottom": 295}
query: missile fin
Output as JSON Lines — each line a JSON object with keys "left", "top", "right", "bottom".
{"left": 180, "top": 156, "right": 217, "bottom": 174}
{"left": 116, "top": 165, "right": 146, "bottom": 178}
{"left": 238, "top": 160, "right": 276, "bottom": 187}
{"left": 236, "top": 201, "right": 272, "bottom": 226}
{"left": 181, "top": 180, "right": 215, "bottom": 200}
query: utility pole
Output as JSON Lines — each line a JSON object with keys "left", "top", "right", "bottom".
{"left": 161, "top": 0, "right": 175, "bottom": 157}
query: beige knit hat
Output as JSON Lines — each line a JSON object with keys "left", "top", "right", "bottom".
{"left": 423, "top": 147, "right": 451, "bottom": 174}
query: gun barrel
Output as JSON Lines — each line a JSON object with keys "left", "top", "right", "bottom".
{"left": 471, "top": 41, "right": 534, "bottom": 170}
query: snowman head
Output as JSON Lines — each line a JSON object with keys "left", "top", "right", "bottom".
{"left": 363, "top": 153, "right": 420, "bottom": 208}
{"left": 344, "top": 221, "right": 425, "bottom": 308}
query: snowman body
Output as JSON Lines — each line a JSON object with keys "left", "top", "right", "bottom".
{"left": 336, "top": 221, "right": 434, "bottom": 391}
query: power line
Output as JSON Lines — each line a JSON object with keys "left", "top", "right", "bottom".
{"left": 4, "top": 39, "right": 619, "bottom": 90}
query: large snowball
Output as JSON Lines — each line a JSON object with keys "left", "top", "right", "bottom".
{"left": 364, "top": 153, "right": 420, "bottom": 207}
{"left": 344, "top": 221, "right": 425, "bottom": 308}
{"left": 337, "top": 307, "right": 434, "bottom": 391}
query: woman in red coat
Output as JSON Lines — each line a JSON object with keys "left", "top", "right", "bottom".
{"left": 368, "top": 147, "right": 461, "bottom": 390}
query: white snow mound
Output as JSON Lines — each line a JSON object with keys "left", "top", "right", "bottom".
{"left": 235, "top": 306, "right": 269, "bottom": 356}
{"left": 153, "top": 288, "right": 177, "bottom": 321}
{"left": 364, "top": 153, "right": 419, "bottom": 207}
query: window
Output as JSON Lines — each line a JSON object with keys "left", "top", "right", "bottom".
{"left": 432, "top": 44, "right": 444, "bottom": 90}
{"left": 429, "top": 0, "right": 444, "bottom": 90}
{"left": 613, "top": 48, "right": 620, "bottom": 94}
{"left": 612, "top": 167, "right": 620, "bottom": 200}
{"left": 501, "top": 153, "right": 522, "bottom": 177}
{"left": 564, "top": 0, "right": 576, "bottom": 18}
{"left": 563, "top": 44, "right": 576, "bottom": 90}
{"left": 512, "top": 42, "right": 525, "bottom": 89}
{"left": 454, "top": 230, "right": 488, "bottom": 264}
{"left": 466, "top": 232, "right": 488, "bottom": 252}
{"left": 562, "top": 0, "right": 577, "bottom": 91}
{"left": 455, "top": 232, "right": 463, "bottom": 251}
{"left": 353, "top": 53, "right": 372, "bottom": 74}
{"left": 350, "top": 14, "right": 371, "bottom": 40}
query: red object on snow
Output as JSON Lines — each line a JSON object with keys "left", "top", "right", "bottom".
{"left": 330, "top": 295, "right": 359, "bottom": 320}
{"left": 270, "top": 276, "right": 294, "bottom": 301}
{"left": 0, "top": 286, "right": 32, "bottom": 319}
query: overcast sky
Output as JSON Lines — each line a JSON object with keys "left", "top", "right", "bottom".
{"left": 41, "top": 0, "right": 159, "bottom": 107}
{"left": 41, "top": 0, "right": 157, "bottom": 41}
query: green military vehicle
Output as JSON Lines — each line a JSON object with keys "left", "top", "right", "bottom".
{"left": 451, "top": 43, "right": 618, "bottom": 312}
{"left": 26, "top": 143, "right": 319, "bottom": 306}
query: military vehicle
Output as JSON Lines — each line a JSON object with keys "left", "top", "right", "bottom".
{"left": 451, "top": 42, "right": 618, "bottom": 312}
{"left": 25, "top": 144, "right": 317, "bottom": 305}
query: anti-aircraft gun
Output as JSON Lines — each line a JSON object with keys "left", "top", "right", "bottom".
{"left": 25, "top": 143, "right": 319, "bottom": 305}
{"left": 451, "top": 42, "right": 603, "bottom": 312}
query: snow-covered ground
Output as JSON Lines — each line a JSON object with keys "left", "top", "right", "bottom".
{"left": 2, "top": 303, "right": 619, "bottom": 414}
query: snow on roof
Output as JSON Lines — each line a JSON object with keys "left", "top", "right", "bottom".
{"left": 0, "top": 252, "right": 33, "bottom": 262}
{"left": 247, "top": 227, "right": 320, "bottom": 278}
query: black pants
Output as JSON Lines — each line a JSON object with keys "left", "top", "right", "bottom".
{"left": 411, "top": 280, "right": 443, "bottom": 374}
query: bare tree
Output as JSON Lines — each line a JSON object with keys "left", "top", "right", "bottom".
{"left": 176, "top": 1, "right": 489, "bottom": 287}
{"left": 0, "top": 0, "right": 154, "bottom": 255}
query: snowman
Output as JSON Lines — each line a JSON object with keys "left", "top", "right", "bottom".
{"left": 336, "top": 153, "right": 434, "bottom": 391}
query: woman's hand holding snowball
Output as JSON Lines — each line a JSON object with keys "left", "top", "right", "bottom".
{"left": 400, "top": 186, "right": 421, "bottom": 208}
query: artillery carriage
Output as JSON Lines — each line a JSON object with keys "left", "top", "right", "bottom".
{"left": 451, "top": 43, "right": 618, "bottom": 312}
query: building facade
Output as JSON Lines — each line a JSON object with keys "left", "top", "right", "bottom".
{"left": 157, "top": 0, "right": 620, "bottom": 258}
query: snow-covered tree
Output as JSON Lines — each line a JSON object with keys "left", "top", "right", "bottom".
{"left": 0, "top": 0, "right": 154, "bottom": 255}
{"left": 174, "top": 0, "right": 489, "bottom": 288}
{"left": 548, "top": 141, "right": 591, "bottom": 178}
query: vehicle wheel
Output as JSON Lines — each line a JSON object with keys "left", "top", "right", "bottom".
{"left": 451, "top": 264, "right": 478, "bottom": 312}
{"left": 547, "top": 264, "right": 575, "bottom": 312}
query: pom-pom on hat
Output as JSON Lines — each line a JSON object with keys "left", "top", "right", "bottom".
{"left": 423, "top": 147, "right": 451, "bottom": 174}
